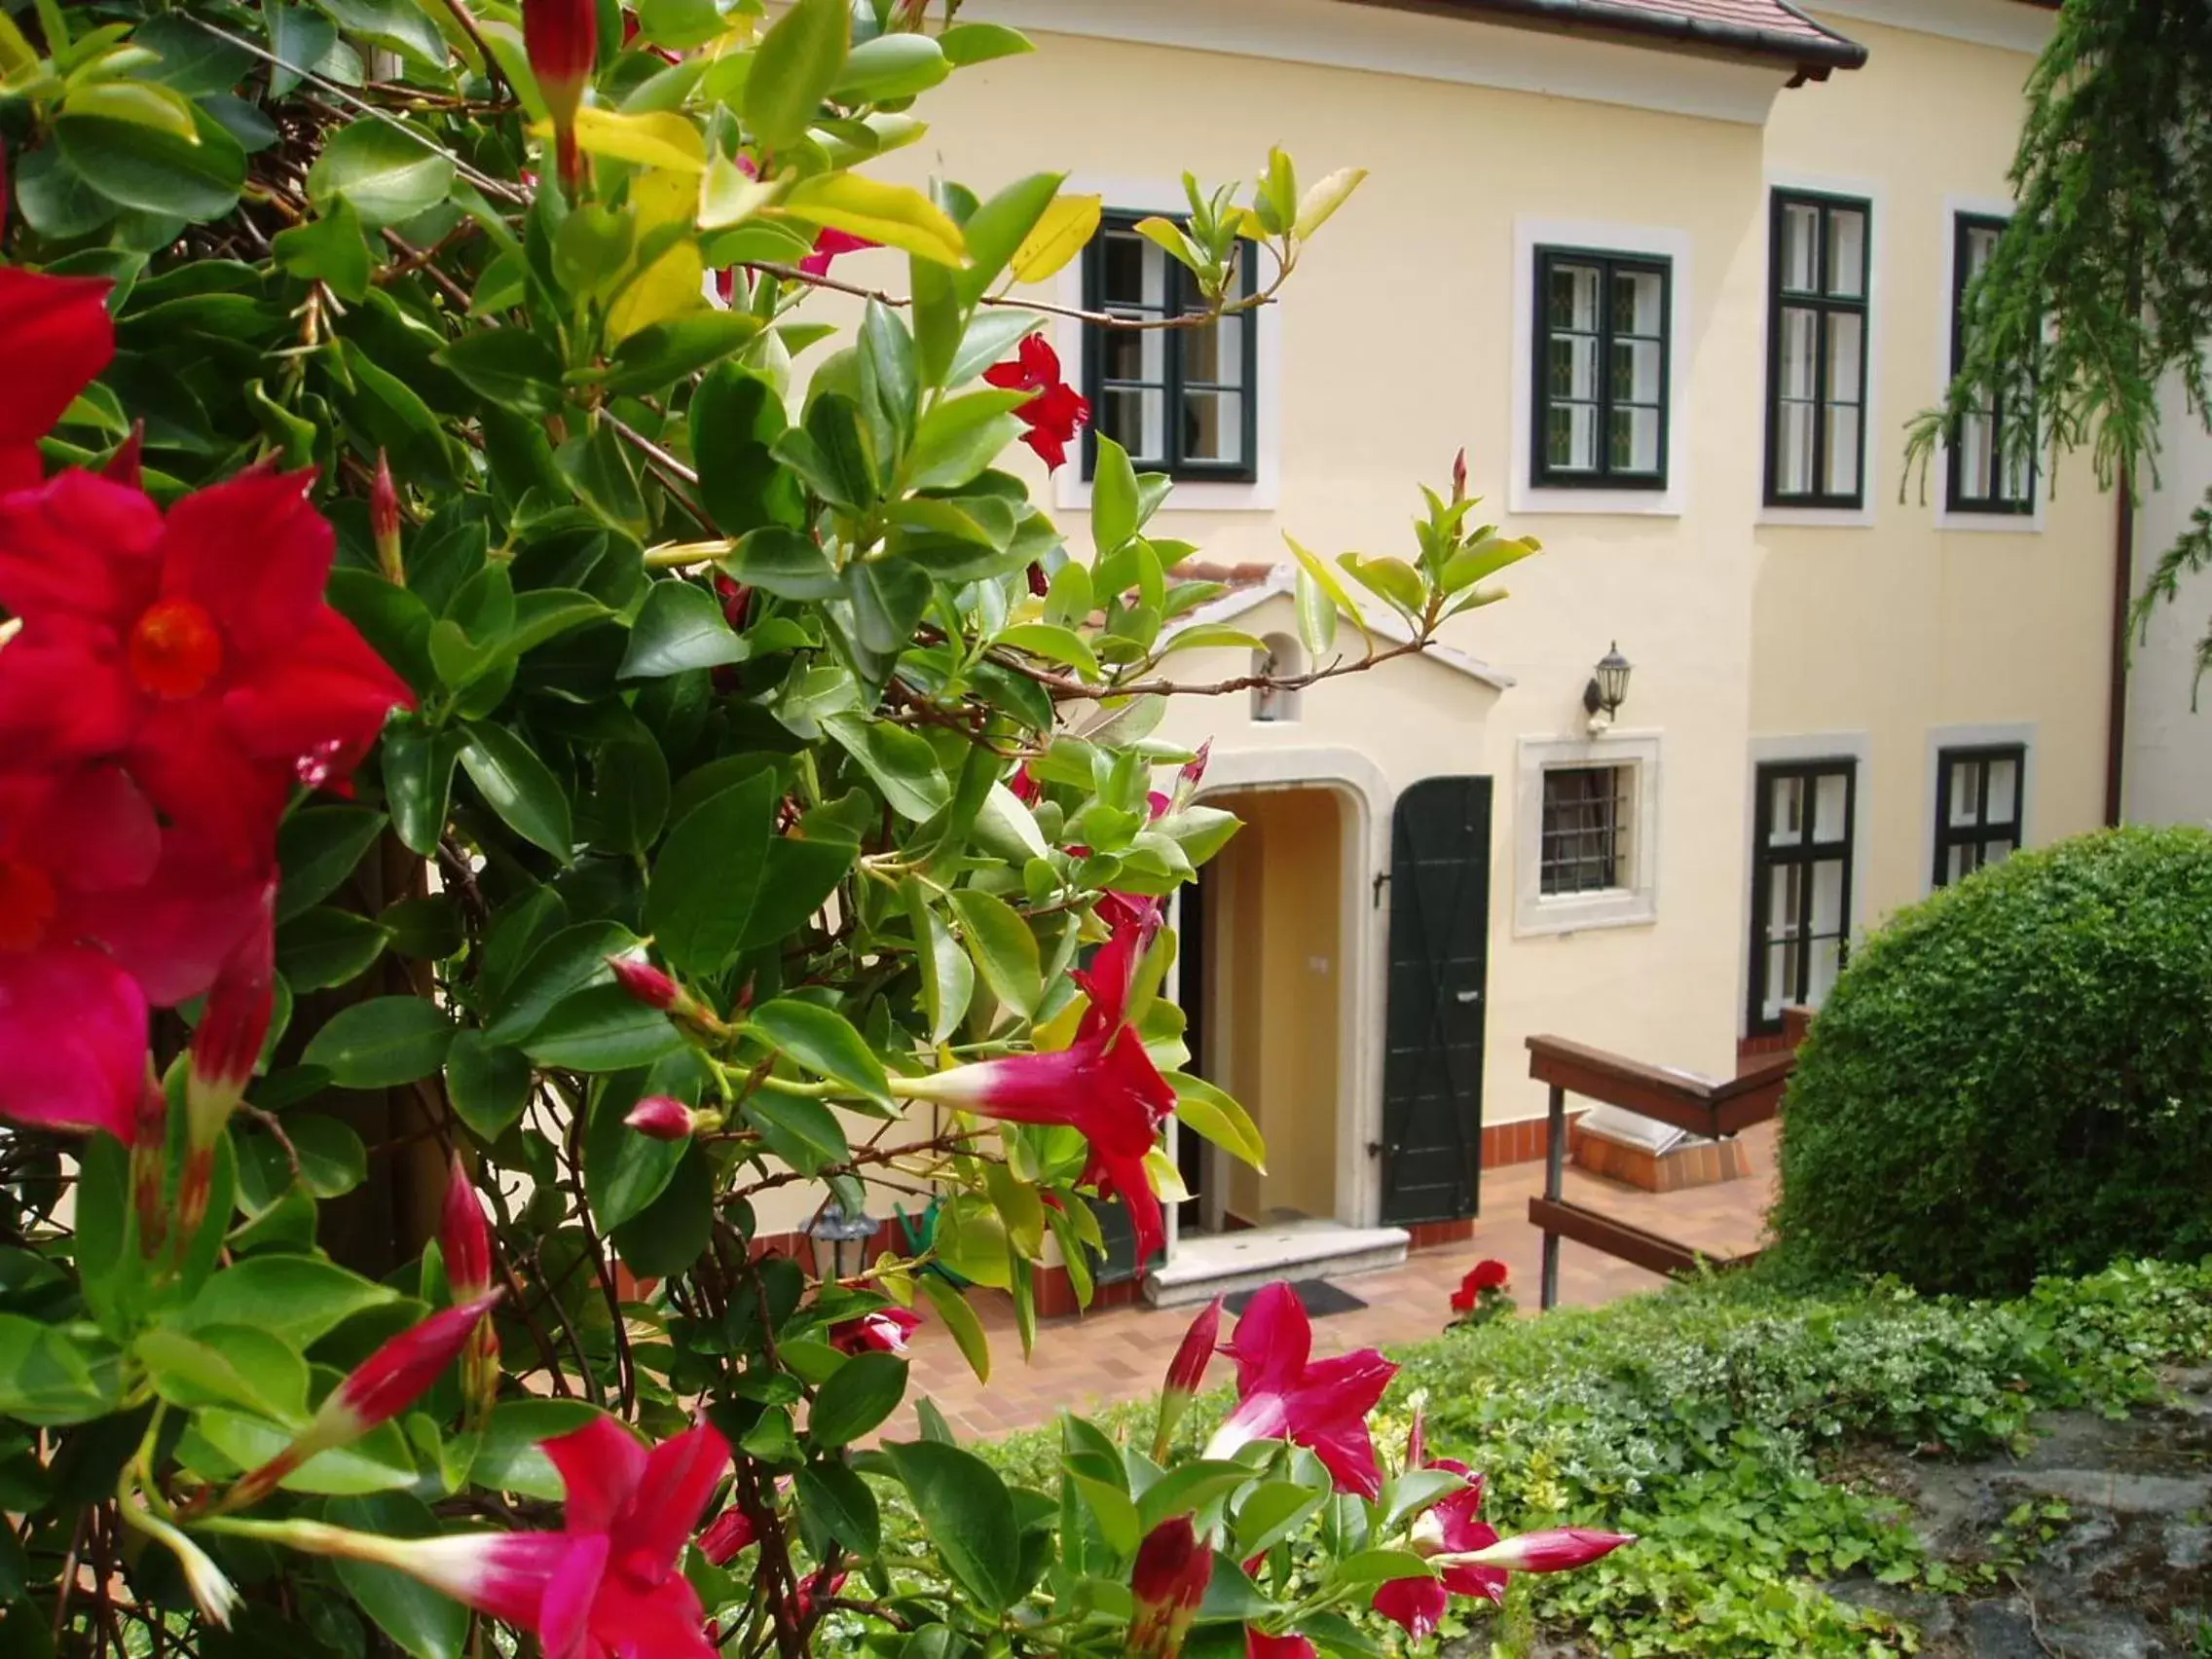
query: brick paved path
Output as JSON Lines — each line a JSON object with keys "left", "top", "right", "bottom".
{"left": 888, "top": 1123, "right": 1779, "bottom": 1441}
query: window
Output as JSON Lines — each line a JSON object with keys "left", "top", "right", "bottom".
{"left": 1532, "top": 248, "right": 1670, "bottom": 490}
{"left": 1081, "top": 213, "right": 1258, "bottom": 483}
{"left": 1539, "top": 766, "right": 1632, "bottom": 896}
{"left": 1748, "top": 759, "right": 1855, "bottom": 1034}
{"left": 1933, "top": 744, "right": 2024, "bottom": 886}
{"left": 1765, "top": 191, "right": 1869, "bottom": 507}
{"left": 1947, "top": 214, "right": 2035, "bottom": 514}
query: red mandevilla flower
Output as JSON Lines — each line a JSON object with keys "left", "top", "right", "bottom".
{"left": 1203, "top": 1282, "right": 1398, "bottom": 1499}
{"left": 801, "top": 229, "right": 878, "bottom": 276}
{"left": 1372, "top": 1408, "right": 1504, "bottom": 1641}
{"left": 982, "top": 334, "right": 1091, "bottom": 471}
{"left": 0, "top": 268, "right": 114, "bottom": 494}
{"left": 1129, "top": 1517, "right": 1212, "bottom": 1659}
{"left": 0, "top": 468, "right": 416, "bottom": 865}
{"left": 522, "top": 0, "right": 597, "bottom": 192}
{"left": 1246, "top": 1631, "right": 1318, "bottom": 1659}
{"left": 830, "top": 1307, "right": 921, "bottom": 1355}
{"left": 697, "top": 1506, "right": 758, "bottom": 1567}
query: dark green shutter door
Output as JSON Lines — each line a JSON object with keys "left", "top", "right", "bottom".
{"left": 1380, "top": 776, "right": 1493, "bottom": 1225}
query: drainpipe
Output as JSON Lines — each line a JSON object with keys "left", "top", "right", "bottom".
{"left": 2104, "top": 475, "right": 2133, "bottom": 827}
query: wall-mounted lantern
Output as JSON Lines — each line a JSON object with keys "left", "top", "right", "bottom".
{"left": 1583, "top": 642, "right": 1633, "bottom": 733}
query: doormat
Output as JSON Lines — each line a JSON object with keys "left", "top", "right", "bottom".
{"left": 1225, "top": 1278, "right": 1369, "bottom": 1319}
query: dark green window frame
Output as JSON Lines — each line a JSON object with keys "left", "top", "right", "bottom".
{"left": 1531, "top": 246, "right": 1672, "bottom": 491}
{"left": 1932, "top": 744, "right": 2025, "bottom": 888}
{"left": 1764, "top": 190, "right": 1871, "bottom": 509}
{"left": 1080, "top": 212, "right": 1259, "bottom": 485}
{"left": 1946, "top": 213, "right": 2037, "bottom": 515}
{"left": 1747, "top": 757, "right": 1857, "bottom": 1037}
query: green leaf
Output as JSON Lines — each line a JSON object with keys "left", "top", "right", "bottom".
{"left": 276, "top": 805, "right": 387, "bottom": 921}
{"left": 996, "top": 621, "right": 1098, "bottom": 679}
{"left": 937, "top": 21, "right": 1034, "bottom": 66}
{"left": 445, "top": 1030, "right": 534, "bottom": 1140}
{"left": 326, "top": 1493, "right": 467, "bottom": 1659}
{"left": 1283, "top": 534, "right": 1368, "bottom": 648}
{"left": 691, "top": 362, "right": 805, "bottom": 536}
{"left": 795, "top": 1460, "right": 882, "bottom": 1556}
{"left": 1072, "top": 1472, "right": 1140, "bottom": 1557}
{"left": 602, "top": 311, "right": 763, "bottom": 396}
{"left": 824, "top": 714, "right": 951, "bottom": 822}
{"left": 744, "top": 0, "right": 848, "bottom": 151}
{"left": 1293, "top": 565, "right": 1338, "bottom": 658}
{"left": 720, "top": 526, "right": 840, "bottom": 599}
{"left": 809, "top": 1351, "right": 907, "bottom": 1448}
{"left": 306, "top": 118, "right": 455, "bottom": 228}
{"left": 484, "top": 921, "right": 636, "bottom": 1047}
{"left": 750, "top": 999, "right": 891, "bottom": 1106}
{"left": 381, "top": 720, "right": 462, "bottom": 858}
{"left": 268, "top": 3, "right": 339, "bottom": 99}
{"left": 1233, "top": 1480, "right": 1326, "bottom": 1561}
{"left": 948, "top": 312, "right": 1042, "bottom": 388}
{"left": 948, "top": 889, "right": 1042, "bottom": 1018}
{"left": 471, "top": 1399, "right": 609, "bottom": 1498}
{"left": 954, "top": 170, "right": 1064, "bottom": 304}
{"left": 903, "top": 882, "right": 974, "bottom": 1046}
{"left": 276, "top": 907, "right": 392, "bottom": 991}
{"left": 1332, "top": 1548, "right": 1435, "bottom": 1588}
{"left": 460, "top": 723, "right": 573, "bottom": 860}
{"left": 620, "top": 580, "right": 745, "bottom": 678}
{"left": 272, "top": 201, "right": 373, "bottom": 302}
{"left": 645, "top": 771, "right": 860, "bottom": 977}
{"left": 1090, "top": 434, "right": 1140, "bottom": 554}
{"left": 882, "top": 1440, "right": 1018, "bottom": 1610}
{"left": 135, "top": 1326, "right": 309, "bottom": 1422}
{"left": 314, "top": 0, "right": 450, "bottom": 65}
{"left": 435, "top": 328, "right": 566, "bottom": 417}
{"left": 1166, "top": 1073, "right": 1267, "bottom": 1171}
{"left": 586, "top": 1068, "right": 690, "bottom": 1229}
{"left": 0, "top": 1316, "right": 116, "bottom": 1423}
{"left": 1337, "top": 553, "right": 1425, "bottom": 619}
{"left": 523, "top": 986, "right": 685, "bottom": 1073}
{"left": 830, "top": 33, "right": 948, "bottom": 102}
{"left": 741, "top": 1092, "right": 851, "bottom": 1175}
{"left": 587, "top": 733, "right": 670, "bottom": 857}
{"left": 302, "top": 996, "right": 455, "bottom": 1088}
{"left": 190, "top": 1410, "right": 415, "bottom": 1495}
{"left": 608, "top": 1143, "right": 713, "bottom": 1276}
{"left": 56, "top": 105, "right": 245, "bottom": 222}
{"left": 907, "top": 389, "right": 1029, "bottom": 492}
{"left": 183, "top": 1255, "right": 398, "bottom": 1347}
{"left": 919, "top": 1273, "right": 988, "bottom": 1382}
{"left": 1137, "top": 1460, "right": 1255, "bottom": 1531}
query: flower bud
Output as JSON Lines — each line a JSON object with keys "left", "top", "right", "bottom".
{"left": 1450, "top": 446, "right": 1468, "bottom": 503}
{"left": 1129, "top": 1516, "right": 1212, "bottom": 1659}
{"left": 625, "top": 1094, "right": 698, "bottom": 1142}
{"left": 608, "top": 950, "right": 681, "bottom": 1011}
{"left": 1172, "top": 740, "right": 1212, "bottom": 811}
{"left": 186, "top": 896, "right": 275, "bottom": 1147}
{"left": 1027, "top": 560, "right": 1050, "bottom": 597}
{"left": 1152, "top": 1295, "right": 1221, "bottom": 1459}
{"left": 371, "top": 450, "right": 403, "bottom": 583}
{"left": 714, "top": 573, "right": 753, "bottom": 629}
{"left": 523, "top": 0, "right": 597, "bottom": 193}
{"left": 699, "top": 1506, "right": 759, "bottom": 1566}
{"left": 104, "top": 423, "right": 144, "bottom": 489}
{"left": 1440, "top": 1528, "right": 1634, "bottom": 1574}
{"left": 441, "top": 1154, "right": 494, "bottom": 1301}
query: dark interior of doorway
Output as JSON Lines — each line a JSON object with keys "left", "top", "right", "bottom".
{"left": 1176, "top": 857, "right": 1209, "bottom": 1234}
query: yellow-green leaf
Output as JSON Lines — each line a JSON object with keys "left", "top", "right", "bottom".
{"left": 1294, "top": 166, "right": 1368, "bottom": 240}
{"left": 1157, "top": 623, "right": 1269, "bottom": 658}
{"left": 607, "top": 240, "right": 705, "bottom": 343}
{"left": 699, "top": 151, "right": 779, "bottom": 231}
{"left": 1168, "top": 1071, "right": 1267, "bottom": 1171}
{"left": 996, "top": 621, "right": 1098, "bottom": 680}
{"left": 1283, "top": 533, "right": 1369, "bottom": 646}
{"left": 63, "top": 80, "right": 199, "bottom": 141}
{"left": 780, "top": 172, "right": 967, "bottom": 268}
{"left": 920, "top": 1272, "right": 989, "bottom": 1383}
{"left": 564, "top": 105, "right": 706, "bottom": 173}
{"left": 1010, "top": 193, "right": 1100, "bottom": 283}
{"left": 1131, "top": 215, "right": 1199, "bottom": 274}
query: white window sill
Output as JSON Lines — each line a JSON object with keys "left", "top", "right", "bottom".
{"left": 1758, "top": 502, "right": 1877, "bottom": 530}
{"left": 1509, "top": 484, "right": 1683, "bottom": 518}
{"left": 1515, "top": 891, "right": 1658, "bottom": 938}
{"left": 1055, "top": 472, "right": 1277, "bottom": 514}
{"left": 1934, "top": 506, "right": 2044, "bottom": 535}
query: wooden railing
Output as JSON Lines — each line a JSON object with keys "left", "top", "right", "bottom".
{"left": 1527, "top": 1014, "right": 1804, "bottom": 1309}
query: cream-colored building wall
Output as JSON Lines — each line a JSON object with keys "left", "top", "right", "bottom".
{"left": 1753, "top": 13, "right": 2109, "bottom": 932}
{"left": 2126, "top": 376, "right": 2212, "bottom": 830}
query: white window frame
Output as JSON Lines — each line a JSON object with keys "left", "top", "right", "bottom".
{"left": 1757, "top": 169, "right": 1887, "bottom": 529}
{"left": 1511, "top": 217, "right": 1693, "bottom": 518}
{"left": 1934, "top": 195, "right": 2046, "bottom": 535}
{"left": 1923, "top": 720, "right": 2035, "bottom": 896}
{"left": 1051, "top": 175, "right": 1283, "bottom": 515}
{"left": 1515, "top": 731, "right": 1661, "bottom": 936}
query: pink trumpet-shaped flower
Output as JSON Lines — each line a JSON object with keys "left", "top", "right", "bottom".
{"left": 830, "top": 1307, "right": 921, "bottom": 1355}
{"left": 1246, "top": 1632, "right": 1317, "bottom": 1659}
{"left": 1153, "top": 1296, "right": 1222, "bottom": 1458}
{"left": 1202, "top": 1282, "right": 1397, "bottom": 1499}
{"left": 800, "top": 229, "right": 877, "bottom": 276}
{"left": 1372, "top": 1406, "right": 1505, "bottom": 1641}
{"left": 624, "top": 1093, "right": 698, "bottom": 1141}
{"left": 1129, "top": 1517, "right": 1212, "bottom": 1658}
{"left": 1438, "top": 1527, "right": 1635, "bottom": 1574}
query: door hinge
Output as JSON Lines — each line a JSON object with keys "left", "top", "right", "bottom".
{"left": 1366, "top": 1140, "right": 1387, "bottom": 1159}
{"left": 1371, "top": 871, "right": 1390, "bottom": 908}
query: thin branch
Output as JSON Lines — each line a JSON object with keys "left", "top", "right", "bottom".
{"left": 750, "top": 261, "right": 1287, "bottom": 332}
{"left": 995, "top": 634, "right": 1431, "bottom": 703}
{"left": 426, "top": 0, "right": 510, "bottom": 98}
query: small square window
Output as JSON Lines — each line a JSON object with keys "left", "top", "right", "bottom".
{"left": 1531, "top": 247, "right": 1671, "bottom": 490}
{"left": 1080, "top": 214, "right": 1259, "bottom": 484}
{"left": 1946, "top": 215, "right": 2036, "bottom": 514}
{"left": 1539, "top": 765, "right": 1634, "bottom": 896}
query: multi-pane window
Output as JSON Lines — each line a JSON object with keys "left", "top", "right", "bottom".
{"left": 1766, "top": 192, "right": 1870, "bottom": 507}
{"left": 1081, "top": 214, "right": 1258, "bottom": 483}
{"left": 1933, "top": 745, "right": 2024, "bottom": 887}
{"left": 1947, "top": 214, "right": 2035, "bottom": 513}
{"left": 1748, "top": 759, "right": 1856, "bottom": 1034}
{"left": 1532, "top": 248, "right": 1670, "bottom": 489}
{"left": 1539, "top": 765, "right": 1634, "bottom": 896}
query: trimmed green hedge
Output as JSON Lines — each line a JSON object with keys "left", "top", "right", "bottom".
{"left": 1769, "top": 826, "right": 2212, "bottom": 1295}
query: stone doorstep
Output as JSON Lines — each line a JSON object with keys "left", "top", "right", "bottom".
{"left": 1141, "top": 1221, "right": 1411, "bottom": 1309}
{"left": 1569, "top": 1123, "right": 1755, "bottom": 1194}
